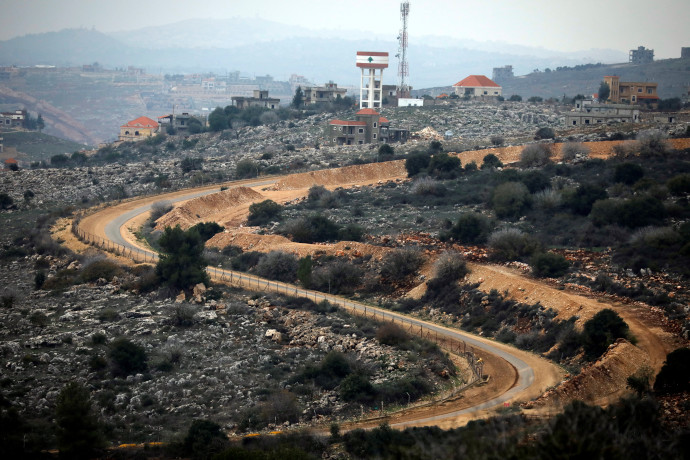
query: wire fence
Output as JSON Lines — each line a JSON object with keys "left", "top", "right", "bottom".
{"left": 72, "top": 219, "right": 484, "bottom": 381}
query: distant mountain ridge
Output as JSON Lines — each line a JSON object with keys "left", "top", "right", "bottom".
{"left": 0, "top": 22, "right": 630, "bottom": 88}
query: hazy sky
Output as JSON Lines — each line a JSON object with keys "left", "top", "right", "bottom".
{"left": 1, "top": 0, "right": 688, "bottom": 58}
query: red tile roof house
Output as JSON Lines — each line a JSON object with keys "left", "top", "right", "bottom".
{"left": 118, "top": 116, "right": 160, "bottom": 142}
{"left": 327, "top": 109, "right": 409, "bottom": 145}
{"left": 452, "top": 75, "right": 502, "bottom": 99}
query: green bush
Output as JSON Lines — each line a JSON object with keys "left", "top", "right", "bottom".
{"left": 236, "top": 159, "right": 259, "bottom": 179}
{"left": 653, "top": 347, "right": 690, "bottom": 394}
{"left": 380, "top": 248, "right": 425, "bottom": 281}
{"left": 427, "top": 152, "right": 462, "bottom": 179}
{"left": 530, "top": 252, "right": 570, "bottom": 278}
{"left": 281, "top": 215, "right": 341, "bottom": 243}
{"left": 534, "top": 127, "right": 555, "bottom": 140}
{"left": 79, "top": 259, "right": 124, "bottom": 283}
{"left": 182, "top": 419, "right": 229, "bottom": 459}
{"left": 155, "top": 225, "right": 209, "bottom": 291}
{"left": 488, "top": 228, "right": 540, "bottom": 261}
{"left": 190, "top": 221, "right": 224, "bottom": 242}
{"left": 520, "top": 144, "right": 553, "bottom": 167}
{"left": 55, "top": 382, "right": 105, "bottom": 459}
{"left": 432, "top": 251, "right": 469, "bottom": 283}
{"left": 340, "top": 373, "right": 375, "bottom": 402}
{"left": 614, "top": 163, "right": 645, "bottom": 185}
{"left": 590, "top": 195, "right": 666, "bottom": 228}
{"left": 666, "top": 173, "right": 690, "bottom": 196}
{"left": 404, "top": 152, "right": 431, "bottom": 177}
{"left": 637, "top": 129, "right": 670, "bottom": 157}
{"left": 247, "top": 199, "right": 282, "bottom": 226}
{"left": 561, "top": 142, "right": 590, "bottom": 162}
{"left": 254, "top": 251, "right": 299, "bottom": 282}
{"left": 441, "top": 212, "right": 492, "bottom": 244}
{"left": 481, "top": 153, "right": 503, "bottom": 169}
{"left": 581, "top": 309, "right": 630, "bottom": 359}
{"left": 108, "top": 337, "right": 148, "bottom": 377}
{"left": 565, "top": 183, "right": 608, "bottom": 216}
{"left": 491, "top": 182, "right": 531, "bottom": 218}
{"left": 180, "top": 157, "right": 203, "bottom": 173}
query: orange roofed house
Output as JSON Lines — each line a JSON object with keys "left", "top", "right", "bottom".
{"left": 452, "top": 75, "right": 502, "bottom": 99}
{"left": 118, "top": 116, "right": 160, "bottom": 142}
{"left": 603, "top": 75, "right": 659, "bottom": 105}
{"left": 326, "top": 108, "right": 408, "bottom": 146}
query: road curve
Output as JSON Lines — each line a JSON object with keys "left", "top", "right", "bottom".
{"left": 79, "top": 177, "right": 557, "bottom": 427}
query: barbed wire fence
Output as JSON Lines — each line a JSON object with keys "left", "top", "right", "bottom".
{"left": 71, "top": 219, "right": 484, "bottom": 382}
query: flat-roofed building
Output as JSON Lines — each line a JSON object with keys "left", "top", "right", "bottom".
{"left": 603, "top": 75, "right": 659, "bottom": 104}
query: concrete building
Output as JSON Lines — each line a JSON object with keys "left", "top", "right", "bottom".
{"left": 630, "top": 46, "right": 654, "bottom": 64}
{"left": 0, "top": 110, "right": 26, "bottom": 129}
{"left": 357, "top": 51, "right": 389, "bottom": 109}
{"left": 492, "top": 65, "right": 514, "bottom": 83}
{"left": 302, "top": 82, "right": 348, "bottom": 105}
{"left": 565, "top": 100, "right": 640, "bottom": 126}
{"left": 682, "top": 47, "right": 690, "bottom": 59}
{"left": 452, "top": 75, "right": 502, "bottom": 99}
{"left": 157, "top": 112, "right": 199, "bottom": 133}
{"left": 119, "top": 116, "right": 160, "bottom": 142}
{"left": 603, "top": 76, "right": 659, "bottom": 105}
{"left": 231, "top": 90, "right": 280, "bottom": 109}
{"left": 327, "top": 108, "right": 408, "bottom": 146}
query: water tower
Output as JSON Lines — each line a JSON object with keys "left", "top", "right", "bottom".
{"left": 356, "top": 51, "right": 389, "bottom": 109}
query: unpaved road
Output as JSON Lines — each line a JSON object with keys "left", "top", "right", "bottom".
{"left": 62, "top": 140, "right": 687, "bottom": 429}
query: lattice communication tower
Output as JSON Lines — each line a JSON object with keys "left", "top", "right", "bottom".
{"left": 396, "top": 1, "right": 410, "bottom": 98}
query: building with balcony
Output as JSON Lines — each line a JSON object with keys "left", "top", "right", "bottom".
{"left": 603, "top": 75, "right": 659, "bottom": 105}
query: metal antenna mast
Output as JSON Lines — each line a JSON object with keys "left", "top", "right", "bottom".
{"left": 396, "top": 1, "right": 410, "bottom": 98}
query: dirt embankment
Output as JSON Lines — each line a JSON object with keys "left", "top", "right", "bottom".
{"left": 526, "top": 339, "right": 649, "bottom": 408}
{"left": 271, "top": 161, "right": 407, "bottom": 190}
{"left": 155, "top": 187, "right": 265, "bottom": 230}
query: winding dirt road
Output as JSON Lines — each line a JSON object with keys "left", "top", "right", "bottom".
{"left": 61, "top": 140, "right": 687, "bottom": 428}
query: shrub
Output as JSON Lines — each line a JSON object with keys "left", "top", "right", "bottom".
{"left": 530, "top": 252, "right": 570, "bottom": 278}
{"left": 182, "top": 420, "right": 228, "bottom": 459}
{"left": 427, "top": 152, "right": 462, "bottom": 179}
{"left": 180, "top": 157, "right": 203, "bottom": 173}
{"left": 108, "top": 338, "right": 148, "bottom": 377}
{"left": 340, "top": 373, "right": 375, "bottom": 402}
{"left": 297, "top": 255, "right": 313, "bottom": 287}
{"left": 170, "top": 304, "right": 196, "bottom": 327}
{"left": 561, "top": 142, "right": 590, "bottom": 162}
{"left": 533, "top": 188, "right": 562, "bottom": 211}
{"left": 79, "top": 258, "right": 124, "bottom": 283}
{"left": 282, "top": 215, "right": 341, "bottom": 243}
{"left": 378, "top": 144, "right": 394, "bottom": 156}
{"left": 311, "top": 260, "right": 362, "bottom": 294}
{"left": 150, "top": 200, "right": 172, "bottom": 221}
{"left": 490, "top": 135, "right": 505, "bottom": 146}
{"left": 653, "top": 347, "right": 690, "bottom": 394}
{"left": 247, "top": 199, "right": 282, "bottom": 226}
{"left": 590, "top": 195, "right": 666, "bottom": 229}
{"left": 235, "top": 159, "right": 259, "bottom": 179}
{"left": 636, "top": 129, "right": 670, "bottom": 157}
{"left": 520, "top": 170, "right": 550, "bottom": 193}
{"left": 488, "top": 228, "right": 540, "bottom": 261}
{"left": 338, "top": 223, "right": 364, "bottom": 241}
{"left": 0, "top": 193, "right": 14, "bottom": 210}
{"left": 564, "top": 184, "right": 608, "bottom": 216}
{"left": 411, "top": 177, "right": 446, "bottom": 196}
{"left": 520, "top": 144, "right": 553, "bottom": 167}
{"left": 581, "top": 309, "right": 629, "bottom": 359}
{"left": 491, "top": 182, "right": 531, "bottom": 218}
{"left": 254, "top": 251, "right": 299, "bottom": 282}
{"left": 442, "top": 212, "right": 492, "bottom": 244}
{"left": 481, "top": 153, "right": 503, "bottom": 169}
{"left": 534, "top": 127, "right": 555, "bottom": 140}
{"left": 380, "top": 248, "right": 425, "bottom": 281}
{"left": 404, "top": 152, "right": 431, "bottom": 177}
{"left": 55, "top": 382, "right": 104, "bottom": 458}
{"left": 190, "top": 221, "right": 224, "bottom": 242}
{"left": 614, "top": 163, "right": 645, "bottom": 185}
{"left": 376, "top": 323, "right": 411, "bottom": 346}
{"left": 667, "top": 173, "right": 690, "bottom": 196}
{"left": 432, "top": 251, "right": 469, "bottom": 283}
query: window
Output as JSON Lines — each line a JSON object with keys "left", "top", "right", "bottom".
{"left": 638, "top": 88, "right": 642, "bottom": 92}
{"left": 358, "top": 128, "right": 364, "bottom": 134}
{"left": 358, "top": 140, "right": 364, "bottom": 144}
{"left": 373, "top": 122, "right": 377, "bottom": 128}
{"left": 125, "top": 130, "right": 130, "bottom": 135}
{"left": 135, "top": 131, "right": 140, "bottom": 136}
{"left": 585, "top": 119, "right": 590, "bottom": 124}
{"left": 572, "top": 120, "right": 577, "bottom": 125}
{"left": 647, "top": 88, "right": 654, "bottom": 94}
{"left": 373, "top": 133, "right": 377, "bottom": 139}
{"left": 483, "top": 91, "right": 488, "bottom": 95}
{"left": 333, "top": 138, "right": 336, "bottom": 142}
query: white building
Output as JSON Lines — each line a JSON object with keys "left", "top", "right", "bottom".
{"left": 452, "top": 75, "right": 502, "bottom": 98}
{"left": 357, "top": 51, "right": 389, "bottom": 109}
